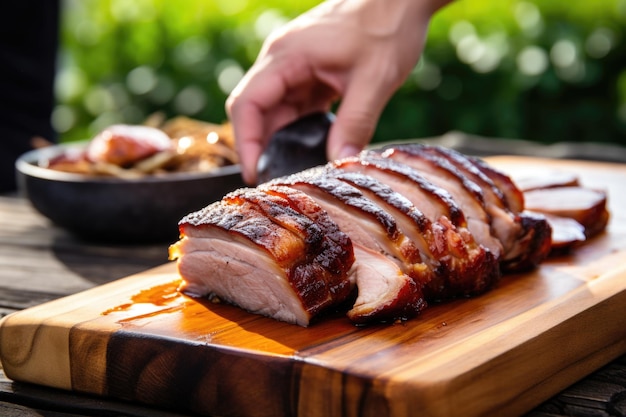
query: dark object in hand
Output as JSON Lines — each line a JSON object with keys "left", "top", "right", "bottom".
{"left": 256, "top": 112, "right": 334, "bottom": 184}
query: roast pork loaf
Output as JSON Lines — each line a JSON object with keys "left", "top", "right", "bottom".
{"left": 169, "top": 144, "right": 603, "bottom": 326}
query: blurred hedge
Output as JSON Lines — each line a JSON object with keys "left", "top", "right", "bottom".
{"left": 57, "top": 0, "right": 626, "bottom": 147}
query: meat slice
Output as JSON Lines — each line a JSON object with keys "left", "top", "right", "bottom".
{"left": 86, "top": 124, "right": 173, "bottom": 166}
{"left": 392, "top": 146, "right": 526, "bottom": 258}
{"left": 169, "top": 194, "right": 354, "bottom": 326}
{"left": 528, "top": 212, "right": 586, "bottom": 250}
{"left": 270, "top": 169, "right": 425, "bottom": 277}
{"left": 348, "top": 245, "right": 426, "bottom": 323}
{"left": 224, "top": 188, "right": 355, "bottom": 293}
{"left": 513, "top": 171, "right": 579, "bottom": 192}
{"left": 261, "top": 185, "right": 426, "bottom": 322}
{"left": 498, "top": 211, "right": 553, "bottom": 271}
{"left": 465, "top": 154, "right": 525, "bottom": 213}
{"left": 523, "top": 186, "right": 609, "bottom": 238}
{"left": 329, "top": 168, "right": 500, "bottom": 300}
{"left": 404, "top": 145, "right": 511, "bottom": 209}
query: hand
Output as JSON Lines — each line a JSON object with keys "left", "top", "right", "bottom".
{"left": 226, "top": 0, "right": 450, "bottom": 184}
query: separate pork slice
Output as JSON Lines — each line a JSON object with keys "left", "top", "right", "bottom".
{"left": 526, "top": 212, "right": 586, "bottom": 250}
{"left": 512, "top": 171, "right": 580, "bottom": 193}
{"left": 333, "top": 156, "right": 466, "bottom": 228}
{"left": 523, "top": 186, "right": 609, "bottom": 238}
{"left": 169, "top": 192, "right": 355, "bottom": 326}
{"left": 512, "top": 171, "right": 609, "bottom": 250}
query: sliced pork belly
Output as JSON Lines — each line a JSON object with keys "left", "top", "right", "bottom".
{"left": 513, "top": 171, "right": 579, "bottom": 193}
{"left": 329, "top": 168, "right": 500, "bottom": 299}
{"left": 407, "top": 145, "right": 511, "bottom": 208}
{"left": 498, "top": 211, "right": 552, "bottom": 271}
{"left": 169, "top": 143, "right": 581, "bottom": 326}
{"left": 224, "top": 188, "right": 354, "bottom": 291}
{"left": 465, "top": 154, "right": 525, "bottom": 213}
{"left": 378, "top": 146, "right": 552, "bottom": 271}
{"left": 372, "top": 149, "right": 503, "bottom": 258}
{"left": 528, "top": 212, "right": 586, "bottom": 250}
{"left": 169, "top": 195, "right": 354, "bottom": 326}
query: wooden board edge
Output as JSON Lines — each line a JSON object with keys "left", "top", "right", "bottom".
{"left": 0, "top": 263, "right": 177, "bottom": 389}
{"left": 294, "top": 265, "right": 626, "bottom": 417}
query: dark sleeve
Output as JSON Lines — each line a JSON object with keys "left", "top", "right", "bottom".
{"left": 0, "top": 0, "right": 60, "bottom": 192}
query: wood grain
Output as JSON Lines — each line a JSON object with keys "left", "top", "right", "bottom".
{"left": 1, "top": 156, "right": 626, "bottom": 417}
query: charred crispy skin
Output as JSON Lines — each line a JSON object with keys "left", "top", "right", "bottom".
{"left": 178, "top": 201, "right": 302, "bottom": 267}
{"left": 467, "top": 154, "right": 525, "bottom": 213}
{"left": 376, "top": 148, "right": 503, "bottom": 259}
{"left": 260, "top": 185, "right": 355, "bottom": 278}
{"left": 270, "top": 168, "right": 424, "bottom": 271}
{"left": 334, "top": 155, "right": 466, "bottom": 227}
{"left": 262, "top": 186, "right": 426, "bottom": 322}
{"left": 334, "top": 154, "right": 504, "bottom": 297}
{"left": 224, "top": 188, "right": 355, "bottom": 308}
{"left": 410, "top": 145, "right": 510, "bottom": 208}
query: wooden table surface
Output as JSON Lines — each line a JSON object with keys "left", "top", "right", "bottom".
{"left": 2, "top": 138, "right": 626, "bottom": 416}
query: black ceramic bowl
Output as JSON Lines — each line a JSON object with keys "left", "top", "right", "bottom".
{"left": 16, "top": 143, "right": 246, "bottom": 243}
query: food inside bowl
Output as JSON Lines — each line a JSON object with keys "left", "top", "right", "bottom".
{"left": 39, "top": 117, "right": 238, "bottom": 179}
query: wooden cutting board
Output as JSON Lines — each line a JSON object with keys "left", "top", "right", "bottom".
{"left": 1, "top": 156, "right": 626, "bottom": 417}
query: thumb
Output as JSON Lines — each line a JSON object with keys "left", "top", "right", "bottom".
{"left": 326, "top": 74, "right": 393, "bottom": 161}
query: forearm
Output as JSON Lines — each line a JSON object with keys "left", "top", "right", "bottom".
{"left": 312, "top": 0, "right": 453, "bottom": 30}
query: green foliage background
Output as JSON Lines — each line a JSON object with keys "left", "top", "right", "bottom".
{"left": 57, "top": 0, "right": 626, "bottom": 148}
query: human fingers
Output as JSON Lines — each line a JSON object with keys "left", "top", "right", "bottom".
{"left": 228, "top": 55, "right": 342, "bottom": 184}
{"left": 227, "top": 61, "right": 310, "bottom": 184}
{"left": 326, "top": 69, "right": 398, "bottom": 161}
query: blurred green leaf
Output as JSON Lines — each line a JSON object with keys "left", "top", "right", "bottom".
{"left": 58, "top": 0, "right": 626, "bottom": 149}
